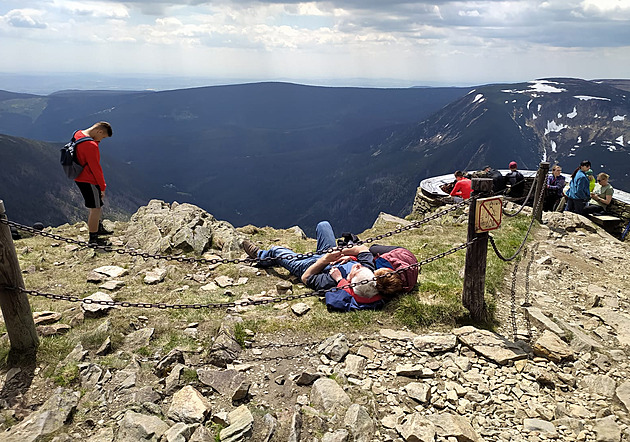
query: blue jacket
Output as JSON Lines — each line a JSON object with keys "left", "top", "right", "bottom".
{"left": 567, "top": 170, "right": 590, "bottom": 201}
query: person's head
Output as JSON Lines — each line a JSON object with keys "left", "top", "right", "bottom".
{"left": 597, "top": 172, "right": 609, "bottom": 185}
{"left": 374, "top": 268, "right": 404, "bottom": 296}
{"left": 483, "top": 165, "right": 492, "bottom": 172}
{"left": 551, "top": 164, "right": 562, "bottom": 176}
{"left": 348, "top": 264, "right": 378, "bottom": 298}
{"left": 572, "top": 160, "right": 591, "bottom": 178}
{"left": 509, "top": 161, "right": 518, "bottom": 170}
{"left": 86, "top": 121, "right": 113, "bottom": 142}
{"left": 454, "top": 170, "right": 464, "bottom": 180}
{"left": 586, "top": 169, "right": 594, "bottom": 180}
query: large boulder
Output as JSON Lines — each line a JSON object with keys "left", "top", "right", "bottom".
{"left": 124, "top": 200, "right": 243, "bottom": 256}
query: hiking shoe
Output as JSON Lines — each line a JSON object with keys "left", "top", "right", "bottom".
{"left": 242, "top": 240, "right": 260, "bottom": 259}
{"left": 89, "top": 237, "right": 112, "bottom": 248}
{"left": 97, "top": 221, "right": 114, "bottom": 236}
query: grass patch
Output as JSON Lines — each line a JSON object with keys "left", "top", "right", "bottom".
{"left": 52, "top": 362, "right": 80, "bottom": 387}
{"left": 6, "top": 206, "right": 535, "bottom": 386}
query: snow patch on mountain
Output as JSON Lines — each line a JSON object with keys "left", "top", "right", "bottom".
{"left": 567, "top": 107, "right": 578, "bottom": 118}
{"left": 574, "top": 95, "right": 611, "bottom": 101}
{"left": 613, "top": 115, "right": 626, "bottom": 121}
{"left": 473, "top": 93, "right": 484, "bottom": 103}
{"left": 501, "top": 80, "right": 565, "bottom": 95}
{"left": 545, "top": 120, "right": 567, "bottom": 135}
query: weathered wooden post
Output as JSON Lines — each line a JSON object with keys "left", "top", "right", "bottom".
{"left": 533, "top": 162, "right": 550, "bottom": 222}
{"left": 0, "top": 200, "right": 39, "bottom": 362}
{"left": 462, "top": 178, "right": 495, "bottom": 322}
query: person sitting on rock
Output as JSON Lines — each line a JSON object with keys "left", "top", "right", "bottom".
{"left": 241, "top": 221, "right": 381, "bottom": 310}
{"left": 543, "top": 164, "right": 566, "bottom": 212}
{"left": 504, "top": 161, "right": 525, "bottom": 198}
{"left": 583, "top": 173, "right": 614, "bottom": 215}
{"left": 450, "top": 170, "right": 472, "bottom": 203}
{"left": 482, "top": 165, "right": 505, "bottom": 194}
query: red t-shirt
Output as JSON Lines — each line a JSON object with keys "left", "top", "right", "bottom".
{"left": 74, "top": 130, "right": 106, "bottom": 191}
{"left": 450, "top": 178, "right": 472, "bottom": 199}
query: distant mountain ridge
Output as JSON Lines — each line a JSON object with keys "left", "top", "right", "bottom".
{"left": 1, "top": 79, "right": 628, "bottom": 234}
{"left": 372, "top": 77, "right": 630, "bottom": 184}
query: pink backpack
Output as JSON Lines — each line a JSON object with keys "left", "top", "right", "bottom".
{"left": 378, "top": 248, "right": 418, "bottom": 293}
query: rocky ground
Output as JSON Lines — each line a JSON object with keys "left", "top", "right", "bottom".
{"left": 1, "top": 207, "right": 630, "bottom": 442}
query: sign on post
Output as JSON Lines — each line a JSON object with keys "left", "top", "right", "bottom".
{"left": 475, "top": 196, "right": 503, "bottom": 233}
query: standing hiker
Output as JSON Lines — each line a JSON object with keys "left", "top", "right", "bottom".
{"left": 72, "top": 121, "right": 113, "bottom": 246}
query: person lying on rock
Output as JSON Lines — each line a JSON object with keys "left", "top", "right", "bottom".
{"left": 241, "top": 221, "right": 382, "bottom": 311}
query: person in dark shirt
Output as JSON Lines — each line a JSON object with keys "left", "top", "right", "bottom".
{"left": 504, "top": 161, "right": 525, "bottom": 198}
{"left": 543, "top": 164, "right": 566, "bottom": 211}
{"left": 482, "top": 165, "right": 505, "bottom": 193}
{"left": 241, "top": 221, "right": 377, "bottom": 295}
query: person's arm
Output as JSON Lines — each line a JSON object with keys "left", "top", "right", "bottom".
{"left": 301, "top": 251, "right": 342, "bottom": 284}
{"left": 341, "top": 245, "right": 370, "bottom": 256}
{"left": 592, "top": 189, "right": 613, "bottom": 206}
{"left": 83, "top": 142, "right": 107, "bottom": 192}
{"left": 450, "top": 181, "right": 461, "bottom": 196}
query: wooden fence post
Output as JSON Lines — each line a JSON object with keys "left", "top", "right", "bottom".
{"left": 533, "top": 162, "right": 550, "bottom": 222}
{"left": 462, "top": 178, "right": 493, "bottom": 323}
{"left": 0, "top": 200, "right": 39, "bottom": 361}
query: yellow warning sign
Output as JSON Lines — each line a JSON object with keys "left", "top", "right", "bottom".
{"left": 475, "top": 197, "right": 503, "bottom": 233}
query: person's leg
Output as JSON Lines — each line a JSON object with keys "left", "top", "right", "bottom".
{"left": 257, "top": 246, "right": 320, "bottom": 278}
{"left": 88, "top": 207, "right": 102, "bottom": 232}
{"left": 583, "top": 204, "right": 604, "bottom": 215}
{"left": 315, "top": 221, "right": 337, "bottom": 253}
{"left": 574, "top": 200, "right": 586, "bottom": 215}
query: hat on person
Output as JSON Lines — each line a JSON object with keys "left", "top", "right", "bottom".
{"left": 483, "top": 165, "right": 491, "bottom": 170}
{"left": 509, "top": 161, "right": 517, "bottom": 169}
{"left": 585, "top": 169, "right": 594, "bottom": 176}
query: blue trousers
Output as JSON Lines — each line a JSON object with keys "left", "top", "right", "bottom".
{"left": 257, "top": 221, "right": 337, "bottom": 278}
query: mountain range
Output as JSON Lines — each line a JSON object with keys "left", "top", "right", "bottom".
{"left": 0, "top": 78, "right": 628, "bottom": 235}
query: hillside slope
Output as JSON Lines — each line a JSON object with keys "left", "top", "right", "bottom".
{"left": 0, "top": 134, "right": 150, "bottom": 226}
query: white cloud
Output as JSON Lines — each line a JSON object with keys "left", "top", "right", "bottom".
{"left": 3, "top": 9, "right": 47, "bottom": 29}
{"left": 1, "top": 0, "right": 630, "bottom": 85}
{"left": 53, "top": 0, "right": 130, "bottom": 19}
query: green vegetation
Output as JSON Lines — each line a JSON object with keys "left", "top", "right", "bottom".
{"left": 0, "top": 207, "right": 535, "bottom": 371}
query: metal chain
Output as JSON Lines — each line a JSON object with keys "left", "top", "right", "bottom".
{"left": 522, "top": 244, "right": 538, "bottom": 342}
{"left": 488, "top": 177, "right": 545, "bottom": 262}
{"left": 0, "top": 240, "right": 474, "bottom": 310}
{"left": 503, "top": 173, "right": 539, "bottom": 218}
{"left": 0, "top": 200, "right": 468, "bottom": 266}
{"left": 510, "top": 261, "right": 519, "bottom": 342}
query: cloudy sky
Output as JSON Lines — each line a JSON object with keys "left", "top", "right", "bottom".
{"left": 1, "top": 0, "right": 630, "bottom": 88}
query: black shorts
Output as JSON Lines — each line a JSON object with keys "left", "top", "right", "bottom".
{"left": 76, "top": 182, "right": 103, "bottom": 209}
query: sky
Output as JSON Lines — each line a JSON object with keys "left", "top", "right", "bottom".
{"left": 1, "top": 0, "right": 630, "bottom": 90}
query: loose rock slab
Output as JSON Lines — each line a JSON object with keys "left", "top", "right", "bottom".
{"left": 93, "top": 265, "right": 129, "bottom": 278}
{"left": 453, "top": 326, "right": 527, "bottom": 365}
{"left": 413, "top": 333, "right": 457, "bottom": 353}
{"left": 81, "top": 291, "right": 116, "bottom": 317}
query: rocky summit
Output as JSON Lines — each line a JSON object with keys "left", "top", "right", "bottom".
{"left": 1, "top": 202, "right": 630, "bottom": 442}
